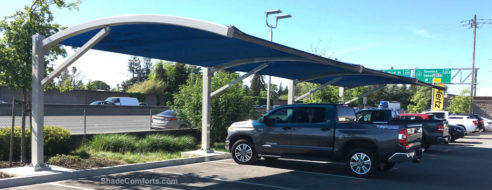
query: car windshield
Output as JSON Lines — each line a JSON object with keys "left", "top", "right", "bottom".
{"left": 90, "top": 101, "right": 101, "bottom": 105}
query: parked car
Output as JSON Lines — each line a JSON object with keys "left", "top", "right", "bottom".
{"left": 226, "top": 104, "right": 423, "bottom": 177}
{"left": 104, "top": 97, "right": 139, "bottom": 106}
{"left": 459, "top": 114, "right": 486, "bottom": 132}
{"left": 447, "top": 115, "right": 478, "bottom": 134}
{"left": 0, "top": 99, "right": 7, "bottom": 104}
{"left": 399, "top": 113, "right": 450, "bottom": 149}
{"left": 151, "top": 110, "right": 189, "bottom": 129}
{"left": 483, "top": 117, "right": 492, "bottom": 131}
{"left": 89, "top": 100, "right": 114, "bottom": 105}
{"left": 448, "top": 124, "right": 466, "bottom": 142}
{"left": 423, "top": 111, "right": 478, "bottom": 134}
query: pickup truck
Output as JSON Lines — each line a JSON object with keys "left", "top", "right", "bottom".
{"left": 399, "top": 113, "right": 450, "bottom": 149}
{"left": 422, "top": 111, "right": 478, "bottom": 134}
{"left": 225, "top": 104, "right": 423, "bottom": 177}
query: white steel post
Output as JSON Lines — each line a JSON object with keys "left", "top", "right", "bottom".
{"left": 288, "top": 80, "right": 296, "bottom": 104}
{"left": 31, "top": 34, "right": 47, "bottom": 171}
{"left": 201, "top": 67, "right": 212, "bottom": 153}
{"left": 339, "top": 87, "right": 345, "bottom": 104}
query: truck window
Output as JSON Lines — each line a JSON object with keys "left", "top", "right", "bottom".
{"left": 266, "top": 107, "right": 294, "bottom": 123}
{"left": 433, "top": 113, "right": 445, "bottom": 119}
{"left": 292, "top": 107, "right": 326, "bottom": 123}
{"left": 337, "top": 106, "right": 356, "bottom": 122}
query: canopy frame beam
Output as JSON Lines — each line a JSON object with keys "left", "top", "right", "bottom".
{"left": 295, "top": 76, "right": 344, "bottom": 102}
{"left": 41, "top": 27, "right": 110, "bottom": 86}
{"left": 344, "top": 85, "right": 387, "bottom": 104}
{"left": 211, "top": 63, "right": 269, "bottom": 97}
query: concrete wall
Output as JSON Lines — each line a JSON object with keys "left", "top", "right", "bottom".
{"left": 473, "top": 97, "right": 492, "bottom": 118}
{"left": 0, "top": 86, "right": 165, "bottom": 106}
{"left": 0, "top": 104, "right": 169, "bottom": 116}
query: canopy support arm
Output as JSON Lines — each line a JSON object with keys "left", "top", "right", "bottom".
{"left": 295, "top": 76, "right": 344, "bottom": 102}
{"left": 211, "top": 63, "right": 269, "bottom": 97}
{"left": 41, "top": 27, "right": 110, "bottom": 86}
{"left": 345, "top": 85, "right": 387, "bottom": 104}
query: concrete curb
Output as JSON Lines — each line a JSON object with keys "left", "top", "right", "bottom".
{"left": 0, "top": 153, "right": 231, "bottom": 189}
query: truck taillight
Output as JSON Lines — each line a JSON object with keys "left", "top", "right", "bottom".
{"left": 473, "top": 120, "right": 478, "bottom": 126}
{"left": 398, "top": 129, "right": 408, "bottom": 146}
{"left": 437, "top": 124, "right": 444, "bottom": 134}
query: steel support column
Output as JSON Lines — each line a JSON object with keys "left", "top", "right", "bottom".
{"left": 31, "top": 34, "right": 46, "bottom": 171}
{"left": 288, "top": 80, "right": 296, "bottom": 104}
{"left": 201, "top": 67, "right": 212, "bottom": 153}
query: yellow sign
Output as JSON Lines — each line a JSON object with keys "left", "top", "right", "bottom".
{"left": 432, "top": 83, "right": 446, "bottom": 111}
{"left": 433, "top": 78, "right": 442, "bottom": 83}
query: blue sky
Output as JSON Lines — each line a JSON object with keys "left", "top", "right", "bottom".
{"left": 1, "top": 0, "right": 491, "bottom": 95}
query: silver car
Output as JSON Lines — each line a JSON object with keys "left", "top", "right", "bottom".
{"left": 151, "top": 110, "right": 189, "bottom": 129}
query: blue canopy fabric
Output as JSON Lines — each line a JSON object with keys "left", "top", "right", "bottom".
{"left": 56, "top": 15, "right": 444, "bottom": 90}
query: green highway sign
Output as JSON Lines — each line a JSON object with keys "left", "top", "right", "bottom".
{"left": 383, "top": 68, "right": 452, "bottom": 83}
{"left": 383, "top": 69, "right": 412, "bottom": 78}
{"left": 415, "top": 69, "right": 451, "bottom": 83}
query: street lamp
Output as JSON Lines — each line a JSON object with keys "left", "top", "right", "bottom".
{"left": 265, "top": 9, "right": 291, "bottom": 112}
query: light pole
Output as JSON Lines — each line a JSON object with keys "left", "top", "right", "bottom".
{"left": 265, "top": 9, "right": 291, "bottom": 112}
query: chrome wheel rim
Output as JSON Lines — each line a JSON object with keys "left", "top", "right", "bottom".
{"left": 349, "top": 152, "right": 372, "bottom": 175}
{"left": 234, "top": 143, "right": 253, "bottom": 163}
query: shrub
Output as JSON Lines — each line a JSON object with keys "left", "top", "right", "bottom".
{"left": 0, "top": 125, "right": 70, "bottom": 160}
{"left": 47, "top": 154, "right": 82, "bottom": 166}
{"left": 90, "top": 134, "right": 137, "bottom": 153}
{"left": 135, "top": 135, "right": 196, "bottom": 152}
{"left": 0, "top": 127, "right": 31, "bottom": 161}
{"left": 44, "top": 126, "right": 71, "bottom": 156}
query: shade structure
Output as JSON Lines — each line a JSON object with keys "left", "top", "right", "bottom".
{"left": 46, "top": 15, "right": 444, "bottom": 90}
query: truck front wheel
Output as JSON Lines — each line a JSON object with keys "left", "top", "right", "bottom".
{"left": 346, "top": 148, "right": 377, "bottom": 177}
{"left": 231, "top": 139, "right": 257, "bottom": 164}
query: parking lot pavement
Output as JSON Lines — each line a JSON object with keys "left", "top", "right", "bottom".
{"left": 10, "top": 132, "right": 492, "bottom": 190}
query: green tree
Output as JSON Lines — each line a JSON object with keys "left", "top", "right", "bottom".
{"left": 0, "top": 0, "right": 79, "bottom": 162}
{"left": 172, "top": 71, "right": 257, "bottom": 142}
{"left": 85, "top": 80, "right": 110, "bottom": 91}
{"left": 250, "top": 74, "right": 264, "bottom": 96}
{"left": 407, "top": 86, "right": 431, "bottom": 113}
{"left": 447, "top": 89, "right": 471, "bottom": 114}
{"left": 127, "top": 80, "right": 167, "bottom": 95}
{"left": 296, "top": 82, "right": 339, "bottom": 104}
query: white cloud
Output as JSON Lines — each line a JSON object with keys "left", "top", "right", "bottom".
{"left": 412, "top": 29, "right": 432, "bottom": 38}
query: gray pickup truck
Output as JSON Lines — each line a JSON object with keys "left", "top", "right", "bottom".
{"left": 225, "top": 104, "right": 423, "bottom": 177}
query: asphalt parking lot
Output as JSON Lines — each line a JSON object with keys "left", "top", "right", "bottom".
{"left": 10, "top": 132, "right": 492, "bottom": 190}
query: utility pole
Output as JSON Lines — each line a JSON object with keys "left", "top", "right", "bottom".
{"left": 462, "top": 15, "right": 491, "bottom": 113}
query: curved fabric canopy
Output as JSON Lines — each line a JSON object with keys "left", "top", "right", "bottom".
{"left": 46, "top": 14, "right": 444, "bottom": 90}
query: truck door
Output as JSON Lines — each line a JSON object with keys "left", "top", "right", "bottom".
{"left": 288, "top": 106, "right": 336, "bottom": 156}
{"left": 257, "top": 107, "right": 295, "bottom": 154}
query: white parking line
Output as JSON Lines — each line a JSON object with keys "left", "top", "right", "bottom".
{"left": 48, "top": 182, "right": 92, "bottom": 190}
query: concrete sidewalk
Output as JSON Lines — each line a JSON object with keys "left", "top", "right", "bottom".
{"left": 0, "top": 151, "right": 230, "bottom": 189}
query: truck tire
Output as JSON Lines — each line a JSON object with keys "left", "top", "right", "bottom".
{"left": 346, "top": 148, "right": 377, "bottom": 177}
{"left": 231, "top": 139, "right": 257, "bottom": 165}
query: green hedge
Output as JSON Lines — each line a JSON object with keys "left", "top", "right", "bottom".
{"left": 0, "top": 126, "right": 71, "bottom": 161}
{"left": 90, "top": 134, "right": 196, "bottom": 153}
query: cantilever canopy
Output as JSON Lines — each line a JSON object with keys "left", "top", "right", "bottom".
{"left": 46, "top": 15, "right": 444, "bottom": 90}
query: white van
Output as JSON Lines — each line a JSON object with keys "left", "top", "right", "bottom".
{"left": 105, "top": 97, "right": 139, "bottom": 106}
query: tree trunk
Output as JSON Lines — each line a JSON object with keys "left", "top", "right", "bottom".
{"left": 20, "top": 89, "right": 27, "bottom": 163}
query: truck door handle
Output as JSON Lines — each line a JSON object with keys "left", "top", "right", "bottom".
{"left": 320, "top": 128, "right": 330, "bottom": 131}
{"left": 282, "top": 127, "right": 291, "bottom": 130}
